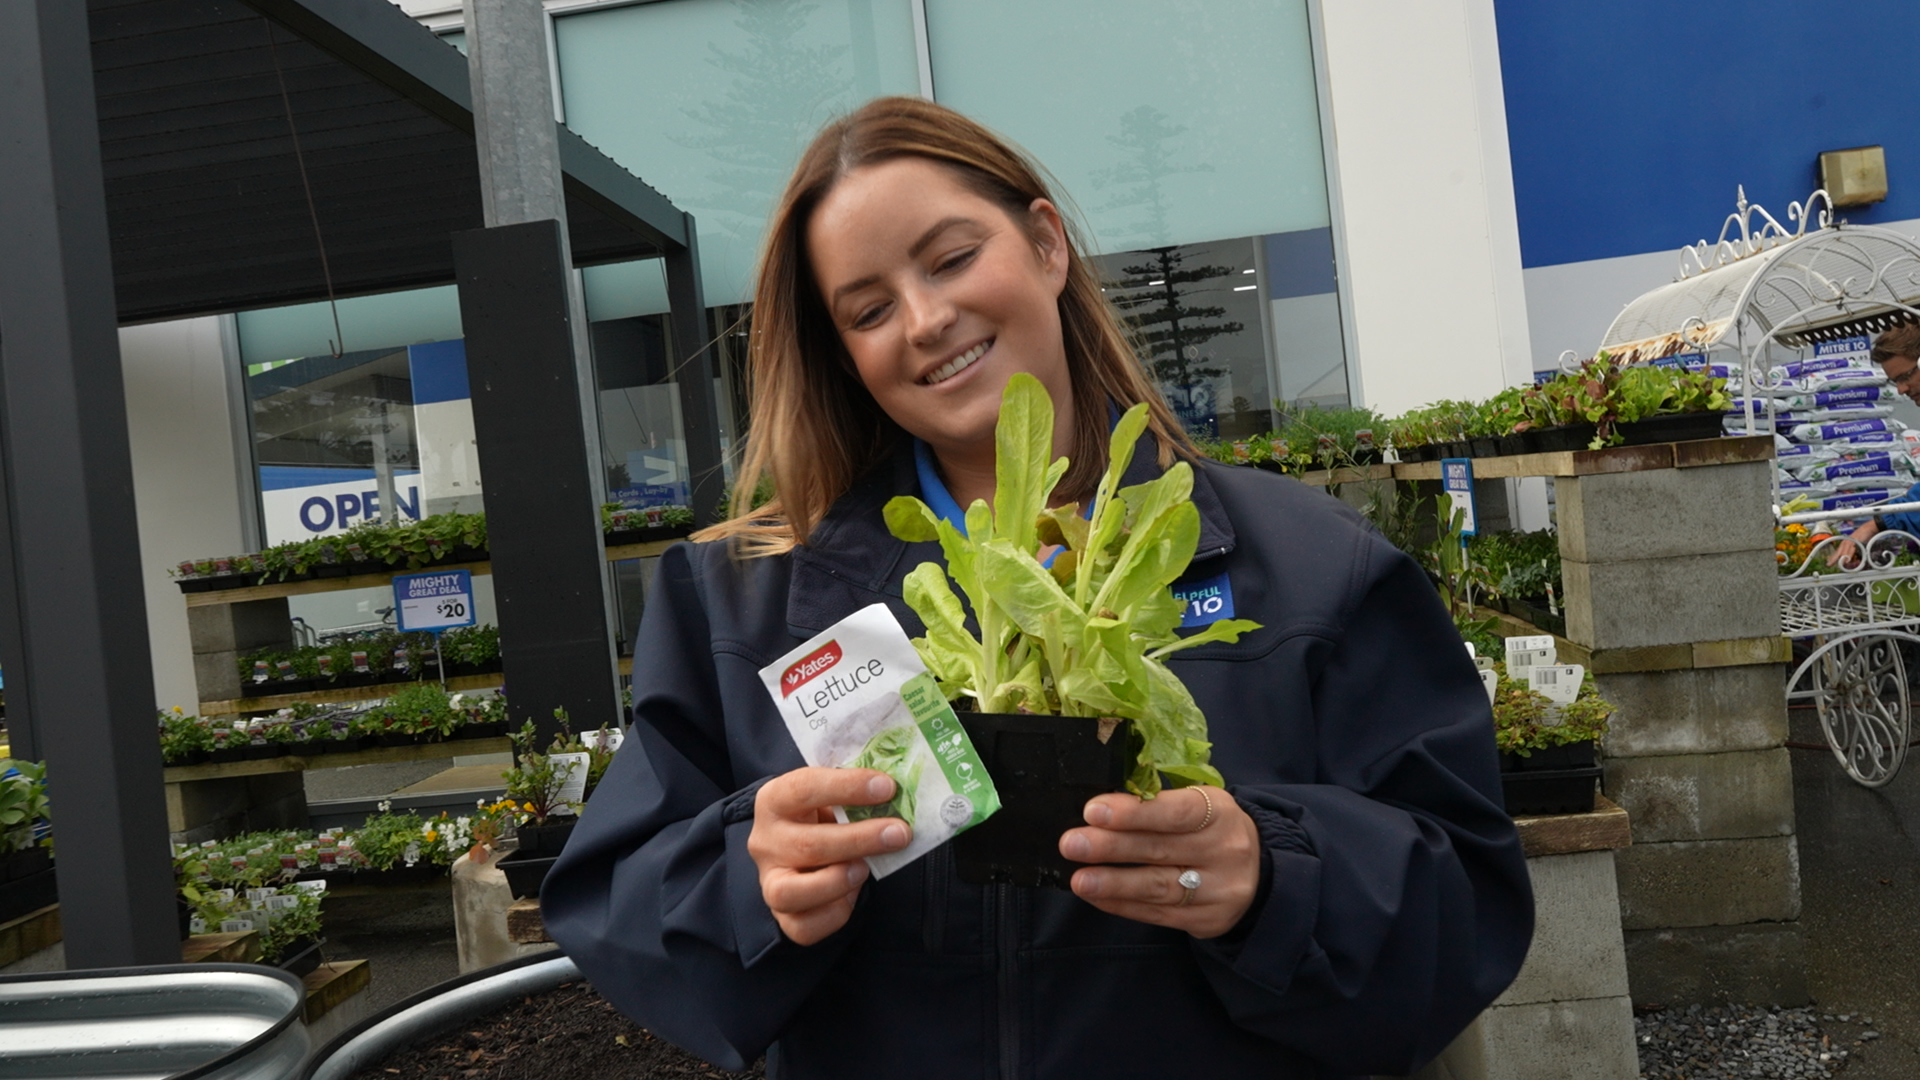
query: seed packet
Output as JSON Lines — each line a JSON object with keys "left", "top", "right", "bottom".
{"left": 759, "top": 603, "right": 1000, "bottom": 879}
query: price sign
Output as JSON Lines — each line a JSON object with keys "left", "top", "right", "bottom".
{"left": 393, "top": 570, "right": 478, "bottom": 633}
{"left": 1441, "top": 458, "right": 1478, "bottom": 536}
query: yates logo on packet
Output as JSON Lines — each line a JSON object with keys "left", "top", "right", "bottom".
{"left": 760, "top": 604, "right": 1000, "bottom": 879}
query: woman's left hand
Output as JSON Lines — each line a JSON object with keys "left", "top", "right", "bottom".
{"left": 1059, "top": 785, "right": 1261, "bottom": 939}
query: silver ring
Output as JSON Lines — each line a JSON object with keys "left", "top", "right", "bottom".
{"left": 1177, "top": 868, "right": 1201, "bottom": 906}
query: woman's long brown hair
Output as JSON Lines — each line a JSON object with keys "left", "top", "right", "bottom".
{"left": 694, "top": 96, "right": 1194, "bottom": 556}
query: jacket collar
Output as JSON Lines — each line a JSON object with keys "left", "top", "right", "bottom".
{"left": 787, "top": 435, "right": 1236, "bottom": 636}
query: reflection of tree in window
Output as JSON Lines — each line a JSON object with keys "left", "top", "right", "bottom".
{"left": 1107, "top": 248, "right": 1243, "bottom": 437}
{"left": 673, "top": 1, "right": 857, "bottom": 246}
{"left": 250, "top": 349, "right": 417, "bottom": 472}
{"left": 1088, "top": 105, "right": 1214, "bottom": 250}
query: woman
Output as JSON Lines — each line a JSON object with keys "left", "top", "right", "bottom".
{"left": 543, "top": 96, "right": 1531, "bottom": 1079}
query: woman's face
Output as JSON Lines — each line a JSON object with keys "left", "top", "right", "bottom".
{"left": 806, "top": 157, "right": 1072, "bottom": 462}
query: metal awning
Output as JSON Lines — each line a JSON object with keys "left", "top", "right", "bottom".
{"left": 93, "top": 0, "right": 688, "bottom": 323}
{"left": 1597, "top": 193, "right": 1920, "bottom": 362}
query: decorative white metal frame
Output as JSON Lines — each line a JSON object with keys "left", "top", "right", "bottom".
{"left": 1599, "top": 190, "right": 1920, "bottom": 786}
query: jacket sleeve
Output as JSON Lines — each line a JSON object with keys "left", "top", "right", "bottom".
{"left": 540, "top": 543, "right": 851, "bottom": 1070}
{"left": 1189, "top": 535, "right": 1535, "bottom": 1076}
{"left": 1876, "top": 482, "right": 1920, "bottom": 534}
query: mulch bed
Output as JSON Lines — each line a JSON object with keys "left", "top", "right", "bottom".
{"left": 350, "top": 980, "right": 765, "bottom": 1080}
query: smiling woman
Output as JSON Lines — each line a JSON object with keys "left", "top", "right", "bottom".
{"left": 694, "top": 96, "right": 1192, "bottom": 554}
{"left": 541, "top": 96, "right": 1533, "bottom": 1080}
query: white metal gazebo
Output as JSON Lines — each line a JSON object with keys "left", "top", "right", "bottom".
{"left": 1598, "top": 189, "right": 1920, "bottom": 787}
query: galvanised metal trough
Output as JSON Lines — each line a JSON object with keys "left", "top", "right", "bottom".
{"left": 299, "top": 952, "right": 577, "bottom": 1080}
{"left": 0, "top": 963, "right": 309, "bottom": 1079}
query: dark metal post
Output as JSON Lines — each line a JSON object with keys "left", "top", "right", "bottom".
{"left": 454, "top": 222, "right": 622, "bottom": 742}
{"left": 0, "top": 0, "right": 180, "bottom": 965}
{"left": 665, "top": 216, "right": 722, "bottom": 526}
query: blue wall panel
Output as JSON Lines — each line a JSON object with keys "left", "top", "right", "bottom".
{"left": 1496, "top": 0, "right": 1920, "bottom": 268}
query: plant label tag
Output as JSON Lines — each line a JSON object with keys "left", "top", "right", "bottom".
{"left": 293, "top": 880, "right": 328, "bottom": 894}
{"left": 581, "top": 728, "right": 623, "bottom": 752}
{"left": 220, "top": 918, "right": 253, "bottom": 934}
{"left": 549, "top": 752, "right": 591, "bottom": 815}
{"left": 1479, "top": 668, "right": 1498, "bottom": 706}
{"left": 265, "top": 894, "right": 299, "bottom": 912}
{"left": 213, "top": 889, "right": 236, "bottom": 903}
{"left": 1505, "top": 635, "right": 1555, "bottom": 674}
{"left": 759, "top": 603, "right": 1001, "bottom": 880}
{"left": 1529, "top": 664, "right": 1583, "bottom": 705}
{"left": 189, "top": 917, "right": 207, "bottom": 935}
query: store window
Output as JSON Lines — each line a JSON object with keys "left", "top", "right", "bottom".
{"left": 553, "top": 0, "right": 924, "bottom": 306}
{"left": 238, "top": 295, "right": 495, "bottom": 635}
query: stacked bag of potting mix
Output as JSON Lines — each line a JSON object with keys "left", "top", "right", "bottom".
{"left": 1714, "top": 336, "right": 1920, "bottom": 520}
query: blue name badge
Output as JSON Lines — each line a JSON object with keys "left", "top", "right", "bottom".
{"left": 1172, "top": 572, "right": 1234, "bottom": 628}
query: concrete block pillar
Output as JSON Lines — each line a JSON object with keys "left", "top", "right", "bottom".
{"left": 185, "top": 597, "right": 290, "bottom": 705}
{"left": 1554, "top": 456, "right": 1803, "bottom": 1004}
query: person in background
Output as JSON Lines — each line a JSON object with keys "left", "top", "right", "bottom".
{"left": 1832, "top": 325, "right": 1920, "bottom": 562}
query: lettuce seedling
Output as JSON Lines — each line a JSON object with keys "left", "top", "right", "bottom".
{"left": 883, "top": 374, "right": 1260, "bottom": 797}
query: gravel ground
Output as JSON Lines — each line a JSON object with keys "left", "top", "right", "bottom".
{"left": 1635, "top": 1004, "right": 1863, "bottom": 1078}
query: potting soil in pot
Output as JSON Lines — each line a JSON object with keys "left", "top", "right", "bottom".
{"left": 347, "top": 980, "right": 763, "bottom": 1080}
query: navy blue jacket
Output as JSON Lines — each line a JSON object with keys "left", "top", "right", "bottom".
{"left": 543, "top": 442, "right": 1533, "bottom": 1079}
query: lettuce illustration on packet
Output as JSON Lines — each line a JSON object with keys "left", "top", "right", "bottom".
{"left": 884, "top": 374, "right": 1261, "bottom": 797}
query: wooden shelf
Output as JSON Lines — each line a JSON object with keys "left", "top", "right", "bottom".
{"left": 163, "top": 735, "right": 512, "bottom": 783}
{"left": 181, "top": 538, "right": 682, "bottom": 608}
{"left": 199, "top": 672, "right": 507, "bottom": 717}
{"left": 1296, "top": 435, "right": 1773, "bottom": 486}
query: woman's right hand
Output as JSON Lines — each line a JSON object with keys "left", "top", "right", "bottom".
{"left": 748, "top": 768, "right": 911, "bottom": 946}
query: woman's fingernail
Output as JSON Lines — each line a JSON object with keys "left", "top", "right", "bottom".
{"left": 1076, "top": 871, "right": 1103, "bottom": 897}
{"left": 846, "top": 862, "right": 869, "bottom": 888}
{"left": 881, "top": 823, "right": 908, "bottom": 849}
{"left": 1085, "top": 802, "right": 1111, "bottom": 827}
{"left": 1062, "top": 832, "right": 1090, "bottom": 860}
{"left": 868, "top": 775, "right": 895, "bottom": 802}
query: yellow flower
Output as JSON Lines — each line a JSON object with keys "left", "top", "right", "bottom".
{"left": 172, "top": 706, "right": 184, "bottom": 714}
{"left": 425, "top": 831, "right": 439, "bottom": 843}
{"left": 523, "top": 802, "right": 535, "bottom": 812}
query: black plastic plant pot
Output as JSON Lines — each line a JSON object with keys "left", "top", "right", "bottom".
{"left": 1496, "top": 434, "right": 1529, "bottom": 456}
{"left": 3, "top": 847, "right": 51, "bottom": 882}
{"left": 459, "top": 720, "right": 507, "bottom": 740}
{"left": 514, "top": 822, "right": 576, "bottom": 856}
{"left": 241, "top": 743, "right": 281, "bottom": 761}
{"left": 1468, "top": 437, "right": 1499, "bottom": 458}
{"left": 0, "top": 864, "right": 56, "bottom": 923}
{"left": 1616, "top": 410, "right": 1730, "bottom": 446}
{"left": 497, "top": 849, "right": 557, "bottom": 900}
{"left": 1530, "top": 423, "right": 1597, "bottom": 453}
{"left": 950, "top": 713, "right": 1136, "bottom": 890}
{"left": 277, "top": 936, "right": 325, "bottom": 978}
{"left": 1501, "top": 766, "right": 1601, "bottom": 816}
{"left": 1499, "top": 739, "right": 1596, "bottom": 773}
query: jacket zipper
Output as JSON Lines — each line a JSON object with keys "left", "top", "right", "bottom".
{"left": 995, "top": 883, "right": 1019, "bottom": 1080}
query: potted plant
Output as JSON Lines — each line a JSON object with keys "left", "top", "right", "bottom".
{"left": 0, "top": 760, "right": 55, "bottom": 925}
{"left": 1613, "top": 364, "right": 1730, "bottom": 445}
{"left": 158, "top": 708, "right": 214, "bottom": 766}
{"left": 884, "top": 376, "right": 1260, "bottom": 887}
{"left": 1491, "top": 668, "right": 1613, "bottom": 815}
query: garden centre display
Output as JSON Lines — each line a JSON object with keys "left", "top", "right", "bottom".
{"left": 0, "top": 759, "right": 52, "bottom": 924}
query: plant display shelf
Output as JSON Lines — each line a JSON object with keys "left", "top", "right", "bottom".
{"left": 163, "top": 735, "right": 512, "bottom": 784}
{"left": 197, "top": 656, "right": 636, "bottom": 718}
{"left": 1295, "top": 434, "right": 1773, "bottom": 487}
{"left": 180, "top": 539, "right": 679, "bottom": 608}
{"left": 199, "top": 672, "right": 508, "bottom": 717}
{"left": 1775, "top": 528, "right": 1920, "bottom": 789}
